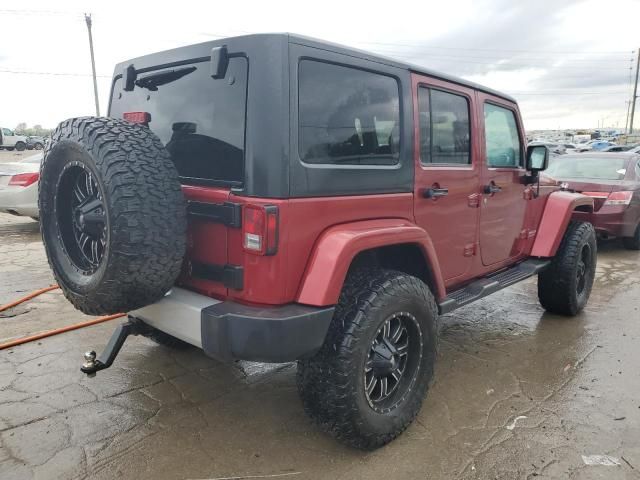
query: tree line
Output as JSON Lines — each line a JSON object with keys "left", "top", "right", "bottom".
{"left": 14, "top": 123, "right": 53, "bottom": 137}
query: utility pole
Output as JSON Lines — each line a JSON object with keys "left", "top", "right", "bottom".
{"left": 629, "top": 48, "right": 640, "bottom": 135}
{"left": 85, "top": 13, "right": 100, "bottom": 116}
{"left": 624, "top": 100, "right": 631, "bottom": 133}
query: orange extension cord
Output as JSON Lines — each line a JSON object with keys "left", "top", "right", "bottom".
{"left": 0, "top": 285, "right": 124, "bottom": 350}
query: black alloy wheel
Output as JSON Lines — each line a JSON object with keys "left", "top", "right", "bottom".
{"left": 56, "top": 163, "right": 107, "bottom": 274}
{"left": 364, "top": 312, "right": 422, "bottom": 414}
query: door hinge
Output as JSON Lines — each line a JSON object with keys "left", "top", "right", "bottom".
{"left": 463, "top": 243, "right": 477, "bottom": 257}
{"left": 523, "top": 187, "right": 534, "bottom": 200}
{"left": 468, "top": 193, "right": 481, "bottom": 208}
{"left": 187, "top": 201, "right": 242, "bottom": 228}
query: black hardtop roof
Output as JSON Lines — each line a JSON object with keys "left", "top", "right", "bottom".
{"left": 116, "top": 33, "right": 517, "bottom": 104}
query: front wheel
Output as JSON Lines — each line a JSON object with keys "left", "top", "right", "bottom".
{"left": 538, "top": 221, "right": 597, "bottom": 316}
{"left": 296, "top": 269, "right": 438, "bottom": 450}
{"left": 15, "top": 142, "right": 26, "bottom": 151}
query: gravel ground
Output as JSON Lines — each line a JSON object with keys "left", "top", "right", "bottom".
{"left": 0, "top": 212, "right": 639, "bottom": 479}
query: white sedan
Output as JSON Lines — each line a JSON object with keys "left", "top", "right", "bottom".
{"left": 0, "top": 153, "right": 42, "bottom": 219}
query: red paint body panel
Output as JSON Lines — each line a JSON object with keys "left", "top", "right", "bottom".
{"left": 411, "top": 74, "right": 481, "bottom": 284}
{"left": 181, "top": 189, "right": 417, "bottom": 306}
{"left": 530, "top": 191, "right": 594, "bottom": 257}
{"left": 296, "top": 219, "right": 446, "bottom": 305}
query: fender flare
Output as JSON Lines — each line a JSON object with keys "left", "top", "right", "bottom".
{"left": 296, "top": 219, "right": 446, "bottom": 306}
{"left": 531, "top": 191, "right": 594, "bottom": 257}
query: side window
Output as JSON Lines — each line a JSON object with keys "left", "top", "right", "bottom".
{"left": 418, "top": 87, "right": 471, "bottom": 165}
{"left": 484, "top": 103, "right": 522, "bottom": 167}
{"left": 3, "top": 129, "right": 12, "bottom": 136}
{"left": 298, "top": 60, "right": 400, "bottom": 166}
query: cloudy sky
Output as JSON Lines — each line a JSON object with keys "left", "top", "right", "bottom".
{"left": 0, "top": 0, "right": 638, "bottom": 131}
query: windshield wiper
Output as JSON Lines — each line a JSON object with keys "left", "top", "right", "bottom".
{"left": 134, "top": 66, "right": 197, "bottom": 91}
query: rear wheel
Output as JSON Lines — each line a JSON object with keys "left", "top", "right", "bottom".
{"left": 538, "top": 221, "right": 597, "bottom": 316}
{"left": 623, "top": 224, "right": 640, "bottom": 250}
{"left": 296, "top": 269, "right": 438, "bottom": 450}
{"left": 39, "top": 117, "right": 187, "bottom": 315}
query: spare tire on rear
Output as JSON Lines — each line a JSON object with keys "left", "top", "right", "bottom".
{"left": 39, "top": 117, "right": 187, "bottom": 315}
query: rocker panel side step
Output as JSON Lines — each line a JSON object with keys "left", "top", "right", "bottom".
{"left": 438, "top": 259, "right": 550, "bottom": 314}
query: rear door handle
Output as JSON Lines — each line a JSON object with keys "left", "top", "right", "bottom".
{"left": 483, "top": 183, "right": 502, "bottom": 194}
{"left": 423, "top": 187, "right": 449, "bottom": 199}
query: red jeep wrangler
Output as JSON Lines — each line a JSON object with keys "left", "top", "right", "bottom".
{"left": 38, "top": 34, "right": 596, "bottom": 449}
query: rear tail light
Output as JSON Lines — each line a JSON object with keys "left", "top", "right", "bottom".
{"left": 243, "top": 204, "right": 279, "bottom": 255}
{"left": 122, "top": 111, "right": 151, "bottom": 125}
{"left": 604, "top": 191, "right": 633, "bottom": 206}
{"left": 8, "top": 172, "right": 39, "bottom": 187}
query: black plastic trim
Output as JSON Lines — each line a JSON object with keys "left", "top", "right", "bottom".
{"left": 191, "top": 261, "right": 244, "bottom": 290}
{"left": 187, "top": 201, "right": 242, "bottom": 227}
{"left": 201, "top": 302, "right": 335, "bottom": 362}
{"left": 439, "top": 259, "right": 550, "bottom": 314}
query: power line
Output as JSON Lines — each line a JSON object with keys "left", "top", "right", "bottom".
{"left": 354, "top": 40, "right": 633, "bottom": 55}
{"left": 0, "top": 69, "right": 110, "bottom": 78}
{"left": 368, "top": 47, "right": 634, "bottom": 64}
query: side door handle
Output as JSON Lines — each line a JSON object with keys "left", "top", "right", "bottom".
{"left": 483, "top": 183, "right": 502, "bottom": 194}
{"left": 423, "top": 187, "right": 449, "bottom": 199}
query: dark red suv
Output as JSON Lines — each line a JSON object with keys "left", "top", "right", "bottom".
{"left": 39, "top": 34, "right": 596, "bottom": 449}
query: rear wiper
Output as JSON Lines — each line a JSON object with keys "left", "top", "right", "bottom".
{"left": 134, "top": 66, "right": 197, "bottom": 91}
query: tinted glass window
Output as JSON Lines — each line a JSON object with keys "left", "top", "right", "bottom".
{"left": 484, "top": 103, "right": 522, "bottom": 167}
{"left": 418, "top": 87, "right": 470, "bottom": 165}
{"left": 298, "top": 60, "right": 400, "bottom": 165}
{"left": 109, "top": 57, "right": 248, "bottom": 185}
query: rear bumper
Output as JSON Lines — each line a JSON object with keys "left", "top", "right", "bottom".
{"left": 131, "top": 287, "right": 334, "bottom": 363}
{"left": 573, "top": 208, "right": 637, "bottom": 238}
{"left": 0, "top": 183, "right": 39, "bottom": 217}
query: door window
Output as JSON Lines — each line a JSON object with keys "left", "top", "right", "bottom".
{"left": 418, "top": 87, "right": 470, "bottom": 165}
{"left": 484, "top": 103, "right": 522, "bottom": 167}
{"left": 3, "top": 129, "right": 12, "bottom": 136}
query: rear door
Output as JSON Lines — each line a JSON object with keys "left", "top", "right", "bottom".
{"left": 477, "top": 94, "right": 528, "bottom": 266}
{"left": 412, "top": 74, "right": 481, "bottom": 284}
{"left": 108, "top": 55, "right": 249, "bottom": 298}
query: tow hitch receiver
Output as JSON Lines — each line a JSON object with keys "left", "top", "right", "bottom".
{"left": 81, "top": 317, "right": 149, "bottom": 375}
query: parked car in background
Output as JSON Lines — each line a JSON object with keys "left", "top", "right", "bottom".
{"left": 0, "top": 127, "right": 28, "bottom": 151}
{"left": 0, "top": 153, "right": 41, "bottom": 219}
{"left": 601, "top": 144, "right": 637, "bottom": 153}
{"left": 529, "top": 141, "right": 566, "bottom": 154}
{"left": 544, "top": 152, "right": 640, "bottom": 249}
{"left": 26, "top": 136, "right": 46, "bottom": 150}
{"left": 577, "top": 140, "right": 615, "bottom": 152}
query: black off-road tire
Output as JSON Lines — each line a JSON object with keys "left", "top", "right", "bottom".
{"left": 538, "top": 221, "right": 597, "bottom": 316}
{"left": 15, "top": 142, "right": 26, "bottom": 151}
{"left": 296, "top": 269, "right": 438, "bottom": 450}
{"left": 39, "top": 117, "right": 187, "bottom": 315}
{"left": 7, "top": 147, "right": 14, "bottom": 151}
{"left": 622, "top": 224, "right": 640, "bottom": 250}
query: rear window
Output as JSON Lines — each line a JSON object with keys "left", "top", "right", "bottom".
{"left": 545, "top": 156, "right": 628, "bottom": 181}
{"left": 298, "top": 60, "right": 400, "bottom": 166}
{"left": 109, "top": 57, "right": 248, "bottom": 186}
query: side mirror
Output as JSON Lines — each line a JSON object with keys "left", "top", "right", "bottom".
{"left": 526, "top": 145, "right": 548, "bottom": 172}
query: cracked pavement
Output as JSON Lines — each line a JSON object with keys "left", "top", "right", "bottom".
{"left": 0, "top": 212, "right": 639, "bottom": 479}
